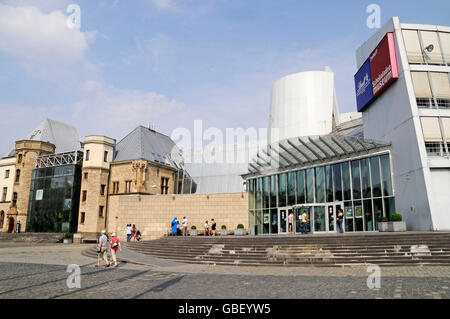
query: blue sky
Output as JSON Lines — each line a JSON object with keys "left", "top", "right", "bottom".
{"left": 0, "top": 0, "right": 449, "bottom": 153}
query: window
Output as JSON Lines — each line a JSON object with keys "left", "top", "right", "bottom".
{"left": 411, "top": 72, "right": 433, "bottom": 108}
{"left": 325, "top": 165, "right": 333, "bottom": 203}
{"left": 104, "top": 151, "right": 108, "bottom": 162}
{"left": 430, "top": 72, "right": 450, "bottom": 108}
{"left": 380, "top": 154, "right": 393, "bottom": 197}
{"left": 82, "top": 190, "right": 87, "bottom": 202}
{"left": 421, "top": 117, "right": 442, "bottom": 141}
{"left": 0, "top": 211, "right": 4, "bottom": 229}
{"left": 12, "top": 192, "right": 17, "bottom": 207}
{"left": 5, "top": 170, "right": 10, "bottom": 179}
{"left": 125, "top": 181, "right": 132, "bottom": 193}
{"left": 439, "top": 32, "right": 450, "bottom": 64}
{"left": 351, "top": 160, "right": 361, "bottom": 200}
{"left": 256, "top": 178, "right": 262, "bottom": 209}
{"left": 100, "top": 185, "right": 106, "bottom": 196}
{"left": 112, "top": 181, "right": 119, "bottom": 194}
{"left": 278, "top": 173, "right": 287, "bottom": 206}
{"left": 17, "top": 154, "right": 23, "bottom": 164}
{"left": 15, "top": 169, "right": 20, "bottom": 183}
{"left": 160, "top": 177, "right": 169, "bottom": 195}
{"left": 85, "top": 150, "right": 90, "bottom": 161}
{"left": 425, "top": 142, "right": 446, "bottom": 156}
{"left": 420, "top": 31, "right": 444, "bottom": 65}
{"left": 370, "top": 157, "right": 382, "bottom": 198}
{"left": 270, "top": 175, "right": 277, "bottom": 207}
{"left": 287, "top": 172, "right": 296, "bottom": 205}
{"left": 361, "top": 158, "right": 371, "bottom": 199}
{"left": 402, "top": 30, "right": 424, "bottom": 64}
{"left": 342, "top": 162, "right": 351, "bottom": 201}
{"left": 332, "top": 164, "right": 343, "bottom": 201}
{"left": 305, "top": 169, "right": 314, "bottom": 203}
{"left": 263, "top": 176, "right": 270, "bottom": 209}
{"left": 99, "top": 206, "right": 104, "bottom": 218}
{"left": 80, "top": 212, "right": 85, "bottom": 224}
{"left": 315, "top": 166, "right": 325, "bottom": 203}
{"left": 248, "top": 179, "right": 255, "bottom": 210}
{"left": 2, "top": 187, "right": 7, "bottom": 202}
{"left": 84, "top": 172, "right": 88, "bottom": 180}
{"left": 296, "top": 170, "right": 305, "bottom": 204}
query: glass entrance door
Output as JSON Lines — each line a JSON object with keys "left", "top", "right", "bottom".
{"left": 278, "top": 207, "right": 292, "bottom": 234}
{"left": 295, "top": 206, "right": 311, "bottom": 234}
{"left": 313, "top": 206, "right": 326, "bottom": 232}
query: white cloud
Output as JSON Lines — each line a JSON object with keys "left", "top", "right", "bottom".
{"left": 72, "top": 82, "right": 186, "bottom": 138}
{"left": 0, "top": 5, "right": 91, "bottom": 76}
{"left": 151, "top": 0, "right": 175, "bottom": 9}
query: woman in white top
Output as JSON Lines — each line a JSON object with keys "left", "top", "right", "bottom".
{"left": 204, "top": 220, "right": 210, "bottom": 236}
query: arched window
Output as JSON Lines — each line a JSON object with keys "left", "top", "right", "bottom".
{"left": 12, "top": 193, "right": 17, "bottom": 207}
{"left": 18, "top": 154, "right": 23, "bottom": 163}
{"left": 0, "top": 211, "right": 4, "bottom": 229}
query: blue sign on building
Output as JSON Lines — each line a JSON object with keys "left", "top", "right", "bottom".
{"left": 354, "top": 58, "right": 374, "bottom": 112}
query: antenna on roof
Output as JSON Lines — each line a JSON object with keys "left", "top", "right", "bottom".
{"left": 147, "top": 123, "right": 155, "bottom": 131}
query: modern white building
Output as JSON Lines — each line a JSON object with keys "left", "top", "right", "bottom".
{"left": 268, "top": 70, "right": 340, "bottom": 143}
{"left": 355, "top": 17, "right": 450, "bottom": 231}
{"left": 242, "top": 17, "right": 450, "bottom": 235}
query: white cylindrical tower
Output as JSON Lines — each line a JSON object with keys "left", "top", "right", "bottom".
{"left": 268, "top": 70, "right": 337, "bottom": 143}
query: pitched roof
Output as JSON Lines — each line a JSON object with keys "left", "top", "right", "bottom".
{"left": 113, "top": 126, "right": 184, "bottom": 169}
{"left": 2, "top": 118, "right": 82, "bottom": 158}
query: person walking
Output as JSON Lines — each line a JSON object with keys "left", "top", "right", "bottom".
{"left": 135, "top": 228, "right": 142, "bottom": 241}
{"left": 204, "top": 220, "right": 210, "bottom": 236}
{"left": 337, "top": 209, "right": 344, "bottom": 234}
{"left": 182, "top": 217, "right": 189, "bottom": 236}
{"left": 109, "top": 232, "right": 122, "bottom": 268}
{"left": 131, "top": 224, "right": 137, "bottom": 241}
{"left": 301, "top": 210, "right": 309, "bottom": 234}
{"left": 288, "top": 211, "right": 294, "bottom": 235}
{"left": 96, "top": 230, "right": 110, "bottom": 268}
{"left": 126, "top": 224, "right": 132, "bottom": 242}
{"left": 210, "top": 219, "right": 217, "bottom": 237}
{"left": 171, "top": 217, "right": 178, "bottom": 236}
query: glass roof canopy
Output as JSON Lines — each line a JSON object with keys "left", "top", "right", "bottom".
{"left": 244, "top": 134, "right": 391, "bottom": 177}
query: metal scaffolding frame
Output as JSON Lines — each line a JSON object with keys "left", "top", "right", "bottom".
{"left": 35, "top": 151, "right": 84, "bottom": 168}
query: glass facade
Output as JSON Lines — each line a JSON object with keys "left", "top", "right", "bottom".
{"left": 248, "top": 153, "right": 396, "bottom": 235}
{"left": 26, "top": 165, "right": 82, "bottom": 233}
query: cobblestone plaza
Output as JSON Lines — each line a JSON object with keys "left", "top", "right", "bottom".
{"left": 0, "top": 243, "right": 448, "bottom": 299}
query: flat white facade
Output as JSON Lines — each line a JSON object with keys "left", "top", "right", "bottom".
{"left": 356, "top": 17, "right": 450, "bottom": 230}
{"left": 0, "top": 157, "right": 15, "bottom": 203}
{"left": 268, "top": 71, "right": 338, "bottom": 143}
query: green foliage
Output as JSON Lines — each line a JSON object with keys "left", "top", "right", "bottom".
{"left": 237, "top": 224, "right": 244, "bottom": 229}
{"left": 221, "top": 225, "right": 227, "bottom": 230}
{"left": 390, "top": 213, "right": 402, "bottom": 222}
{"left": 191, "top": 225, "right": 196, "bottom": 230}
{"left": 64, "top": 232, "right": 72, "bottom": 239}
{"left": 381, "top": 217, "right": 389, "bottom": 222}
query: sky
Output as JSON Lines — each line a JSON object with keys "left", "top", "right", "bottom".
{"left": 0, "top": 0, "right": 449, "bottom": 153}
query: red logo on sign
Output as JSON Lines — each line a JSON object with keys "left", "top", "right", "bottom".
{"left": 369, "top": 32, "right": 399, "bottom": 97}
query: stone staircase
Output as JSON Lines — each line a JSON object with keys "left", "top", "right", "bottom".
{"left": 0, "top": 232, "right": 65, "bottom": 243}
{"left": 123, "top": 232, "right": 450, "bottom": 267}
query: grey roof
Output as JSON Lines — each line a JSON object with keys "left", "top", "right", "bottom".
{"left": 2, "top": 118, "right": 82, "bottom": 158}
{"left": 113, "top": 126, "right": 184, "bottom": 169}
{"left": 243, "top": 134, "right": 391, "bottom": 178}
{"left": 333, "top": 117, "right": 364, "bottom": 137}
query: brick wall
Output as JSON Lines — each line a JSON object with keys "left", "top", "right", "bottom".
{"left": 106, "top": 193, "right": 249, "bottom": 240}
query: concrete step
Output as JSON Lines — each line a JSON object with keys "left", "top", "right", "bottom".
{"left": 0, "top": 232, "right": 65, "bottom": 243}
